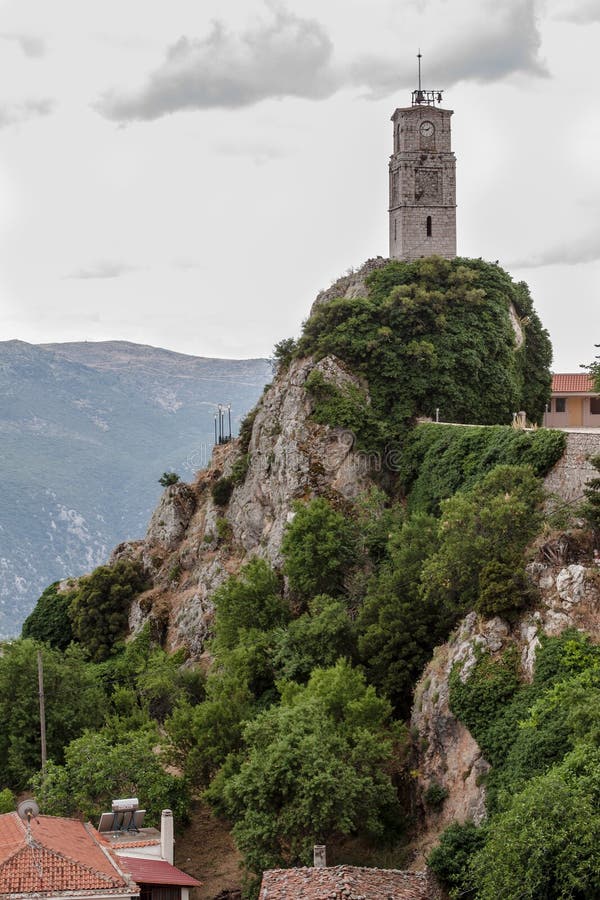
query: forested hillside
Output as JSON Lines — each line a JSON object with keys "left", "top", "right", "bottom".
{"left": 4, "top": 258, "right": 597, "bottom": 900}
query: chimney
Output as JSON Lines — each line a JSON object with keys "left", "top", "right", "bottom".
{"left": 161, "top": 809, "right": 174, "bottom": 864}
{"left": 313, "top": 845, "right": 326, "bottom": 868}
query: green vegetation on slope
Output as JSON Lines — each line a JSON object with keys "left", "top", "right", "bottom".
{"left": 429, "top": 631, "right": 600, "bottom": 898}
{"left": 2, "top": 258, "right": 577, "bottom": 896}
{"left": 295, "top": 257, "right": 552, "bottom": 452}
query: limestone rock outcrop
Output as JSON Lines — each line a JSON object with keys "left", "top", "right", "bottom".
{"left": 113, "top": 355, "right": 374, "bottom": 655}
{"left": 410, "top": 558, "right": 600, "bottom": 861}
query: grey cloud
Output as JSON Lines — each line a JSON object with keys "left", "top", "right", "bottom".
{"left": 96, "top": 6, "right": 335, "bottom": 122}
{"left": 0, "top": 98, "right": 54, "bottom": 129}
{"left": 507, "top": 232, "right": 600, "bottom": 268}
{"left": 350, "top": 1, "right": 546, "bottom": 98}
{"left": 0, "top": 33, "right": 46, "bottom": 58}
{"left": 67, "top": 261, "right": 139, "bottom": 280}
{"left": 95, "top": 0, "right": 546, "bottom": 123}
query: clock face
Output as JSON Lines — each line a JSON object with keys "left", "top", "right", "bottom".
{"left": 420, "top": 120, "right": 434, "bottom": 137}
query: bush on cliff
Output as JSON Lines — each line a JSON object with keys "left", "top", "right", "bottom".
{"left": 281, "top": 498, "right": 357, "bottom": 601}
{"left": 21, "top": 581, "right": 73, "bottom": 650}
{"left": 295, "top": 257, "right": 552, "bottom": 444}
{"left": 69, "top": 560, "right": 147, "bottom": 662}
{"left": 420, "top": 464, "right": 543, "bottom": 618}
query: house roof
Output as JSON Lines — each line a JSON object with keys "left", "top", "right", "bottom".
{"left": 552, "top": 373, "right": 596, "bottom": 394}
{"left": 259, "top": 866, "right": 437, "bottom": 899}
{"left": 0, "top": 812, "right": 136, "bottom": 898}
{"left": 119, "top": 856, "right": 202, "bottom": 887}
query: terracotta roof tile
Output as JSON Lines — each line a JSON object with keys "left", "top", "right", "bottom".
{"left": 552, "top": 373, "right": 596, "bottom": 393}
{"left": 0, "top": 813, "right": 135, "bottom": 897}
{"left": 119, "top": 855, "right": 202, "bottom": 887}
{"left": 111, "top": 839, "right": 161, "bottom": 849}
{"left": 260, "top": 866, "right": 439, "bottom": 899}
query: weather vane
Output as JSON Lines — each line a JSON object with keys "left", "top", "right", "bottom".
{"left": 412, "top": 50, "right": 444, "bottom": 107}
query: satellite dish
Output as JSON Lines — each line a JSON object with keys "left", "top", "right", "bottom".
{"left": 17, "top": 799, "right": 40, "bottom": 822}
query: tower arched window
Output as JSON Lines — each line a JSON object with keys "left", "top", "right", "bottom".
{"left": 426, "top": 215, "right": 432, "bottom": 237}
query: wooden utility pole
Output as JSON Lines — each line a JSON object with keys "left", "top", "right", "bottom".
{"left": 37, "top": 650, "right": 47, "bottom": 769}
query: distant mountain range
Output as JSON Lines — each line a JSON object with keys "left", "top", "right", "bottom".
{"left": 0, "top": 340, "right": 271, "bottom": 638}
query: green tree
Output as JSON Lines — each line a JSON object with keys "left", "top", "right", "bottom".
{"left": 470, "top": 745, "right": 600, "bottom": 899}
{"left": 212, "top": 559, "right": 287, "bottom": 653}
{"left": 158, "top": 472, "right": 180, "bottom": 486}
{"left": 357, "top": 512, "right": 442, "bottom": 715}
{"left": 421, "top": 464, "right": 543, "bottom": 619}
{"left": 166, "top": 665, "right": 256, "bottom": 789}
{"left": 206, "top": 661, "right": 400, "bottom": 875}
{"left": 281, "top": 498, "right": 357, "bottom": 600}
{"left": 21, "top": 582, "right": 73, "bottom": 650}
{"left": 427, "top": 821, "right": 486, "bottom": 898}
{"left": 273, "top": 595, "right": 356, "bottom": 683}
{"left": 32, "top": 726, "right": 190, "bottom": 826}
{"left": 0, "top": 788, "right": 15, "bottom": 814}
{"left": 69, "top": 560, "right": 147, "bottom": 662}
{"left": 0, "top": 639, "right": 106, "bottom": 790}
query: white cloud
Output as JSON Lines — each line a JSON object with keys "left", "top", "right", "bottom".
{"left": 550, "top": 0, "right": 600, "bottom": 24}
{"left": 0, "top": 32, "right": 46, "bottom": 58}
{"left": 0, "top": 98, "right": 54, "bottom": 129}
{"left": 508, "top": 230, "right": 600, "bottom": 267}
{"left": 66, "top": 260, "right": 139, "bottom": 280}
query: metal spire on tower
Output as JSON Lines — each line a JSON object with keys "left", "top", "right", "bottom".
{"left": 412, "top": 50, "right": 444, "bottom": 106}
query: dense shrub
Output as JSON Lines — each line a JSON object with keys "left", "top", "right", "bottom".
{"left": 211, "top": 476, "right": 234, "bottom": 506}
{"left": 424, "top": 782, "right": 448, "bottom": 808}
{"left": 238, "top": 407, "right": 258, "bottom": 454}
{"left": 273, "top": 595, "right": 357, "bottom": 683}
{"left": 0, "top": 788, "right": 15, "bottom": 814}
{"left": 281, "top": 498, "right": 357, "bottom": 600}
{"left": 295, "top": 257, "right": 552, "bottom": 438}
{"left": 69, "top": 560, "right": 147, "bottom": 662}
{"left": 158, "top": 472, "right": 180, "bottom": 486}
{"left": 581, "top": 454, "right": 600, "bottom": 533}
{"left": 357, "top": 512, "right": 442, "bottom": 715}
{"left": 402, "top": 423, "right": 566, "bottom": 514}
{"left": 427, "top": 821, "right": 486, "bottom": 897}
{"left": 421, "top": 465, "right": 543, "bottom": 618}
{"left": 0, "top": 639, "right": 106, "bottom": 790}
{"left": 470, "top": 745, "right": 600, "bottom": 899}
{"left": 305, "top": 369, "right": 385, "bottom": 451}
{"left": 22, "top": 582, "right": 73, "bottom": 650}
{"left": 212, "top": 559, "right": 288, "bottom": 653}
{"left": 205, "top": 661, "right": 400, "bottom": 875}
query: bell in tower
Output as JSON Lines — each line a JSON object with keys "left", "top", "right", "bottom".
{"left": 389, "top": 54, "right": 457, "bottom": 261}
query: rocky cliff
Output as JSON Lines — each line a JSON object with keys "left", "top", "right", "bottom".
{"left": 410, "top": 544, "right": 600, "bottom": 863}
{"left": 110, "top": 353, "right": 375, "bottom": 656}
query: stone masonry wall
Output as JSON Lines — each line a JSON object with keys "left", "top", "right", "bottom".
{"left": 544, "top": 431, "right": 600, "bottom": 504}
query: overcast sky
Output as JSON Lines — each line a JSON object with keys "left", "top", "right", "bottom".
{"left": 0, "top": 0, "right": 598, "bottom": 370}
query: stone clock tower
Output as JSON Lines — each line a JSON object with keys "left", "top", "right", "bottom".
{"left": 389, "top": 76, "right": 456, "bottom": 261}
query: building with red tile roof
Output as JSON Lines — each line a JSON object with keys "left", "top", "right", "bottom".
{"left": 0, "top": 812, "right": 137, "bottom": 899}
{"left": 546, "top": 373, "right": 600, "bottom": 429}
{"left": 259, "top": 866, "right": 440, "bottom": 899}
{"left": 118, "top": 857, "right": 200, "bottom": 889}
{"left": 100, "top": 807, "right": 202, "bottom": 900}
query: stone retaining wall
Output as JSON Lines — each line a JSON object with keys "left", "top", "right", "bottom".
{"left": 544, "top": 432, "right": 600, "bottom": 504}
